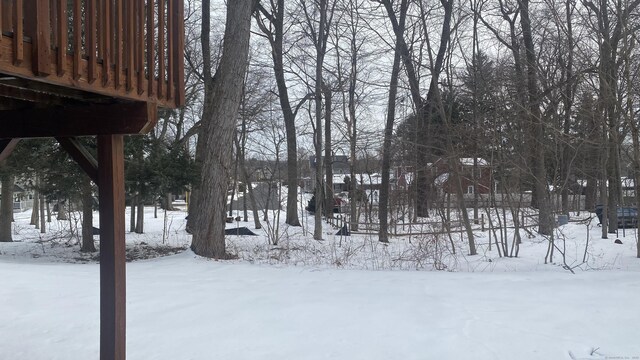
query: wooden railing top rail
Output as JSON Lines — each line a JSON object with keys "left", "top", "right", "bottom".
{"left": 0, "top": 0, "right": 184, "bottom": 108}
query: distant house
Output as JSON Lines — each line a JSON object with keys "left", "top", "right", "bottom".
{"left": 429, "top": 157, "right": 492, "bottom": 195}
{"left": 621, "top": 177, "right": 636, "bottom": 198}
{"left": 0, "top": 183, "right": 34, "bottom": 212}
{"left": 395, "top": 166, "right": 415, "bottom": 191}
{"left": 307, "top": 155, "right": 351, "bottom": 192}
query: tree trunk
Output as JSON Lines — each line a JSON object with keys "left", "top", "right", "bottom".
{"left": 81, "top": 176, "right": 97, "bottom": 252}
{"left": 135, "top": 196, "right": 144, "bottom": 234}
{"left": 39, "top": 194, "right": 46, "bottom": 233}
{"left": 379, "top": 3, "right": 406, "bottom": 243}
{"left": 165, "top": 193, "right": 174, "bottom": 211}
{"left": 130, "top": 195, "right": 136, "bottom": 232}
{"left": 190, "top": 0, "right": 253, "bottom": 258}
{"left": 55, "top": 198, "right": 68, "bottom": 220}
{"left": 323, "top": 83, "right": 334, "bottom": 219}
{"left": 520, "top": 0, "right": 553, "bottom": 235}
{"left": 256, "top": 0, "right": 301, "bottom": 226}
{"left": 348, "top": 35, "right": 359, "bottom": 232}
{"left": 0, "top": 168, "right": 14, "bottom": 242}
{"left": 31, "top": 187, "right": 39, "bottom": 227}
{"left": 310, "top": 0, "right": 329, "bottom": 241}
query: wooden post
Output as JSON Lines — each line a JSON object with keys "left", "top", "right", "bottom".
{"left": 98, "top": 135, "right": 126, "bottom": 360}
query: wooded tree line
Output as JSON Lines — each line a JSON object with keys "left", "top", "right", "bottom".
{"left": 1, "top": 0, "right": 639, "bottom": 260}
{"left": 186, "top": 0, "right": 640, "bottom": 258}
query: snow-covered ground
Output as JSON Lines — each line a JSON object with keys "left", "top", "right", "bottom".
{"left": 1, "top": 201, "right": 640, "bottom": 359}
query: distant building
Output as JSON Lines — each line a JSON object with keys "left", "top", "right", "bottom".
{"left": 429, "top": 157, "right": 492, "bottom": 195}
{"left": 307, "top": 155, "right": 351, "bottom": 192}
{"left": 0, "top": 183, "right": 34, "bottom": 212}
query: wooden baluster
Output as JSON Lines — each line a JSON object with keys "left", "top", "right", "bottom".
{"left": 13, "top": 0, "right": 23, "bottom": 65}
{"left": 72, "top": 0, "right": 80, "bottom": 79}
{"left": 51, "top": 0, "right": 58, "bottom": 53}
{"left": 87, "top": 0, "right": 97, "bottom": 83}
{"left": 115, "top": 0, "right": 122, "bottom": 89}
{"left": 2, "top": 1, "right": 14, "bottom": 41}
{"left": 167, "top": 0, "right": 173, "bottom": 101}
{"left": 157, "top": 0, "right": 164, "bottom": 99}
{"left": 173, "top": 0, "right": 184, "bottom": 106}
{"left": 25, "top": 0, "right": 51, "bottom": 76}
{"left": 147, "top": 0, "right": 155, "bottom": 97}
{"left": 102, "top": 0, "right": 111, "bottom": 85}
{"left": 137, "top": 0, "right": 144, "bottom": 94}
{"left": 126, "top": 0, "right": 134, "bottom": 91}
{"left": 57, "top": 0, "right": 67, "bottom": 76}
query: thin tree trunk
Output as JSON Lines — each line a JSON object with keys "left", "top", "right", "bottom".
{"left": 520, "top": 0, "right": 553, "bottom": 235}
{"left": 0, "top": 169, "right": 14, "bottom": 242}
{"left": 31, "top": 187, "right": 40, "bottom": 227}
{"left": 39, "top": 193, "right": 46, "bottom": 233}
{"left": 130, "top": 195, "right": 136, "bottom": 232}
{"left": 255, "top": 0, "right": 301, "bottom": 226}
{"left": 81, "top": 176, "right": 96, "bottom": 252}
{"left": 135, "top": 196, "right": 144, "bottom": 234}
{"left": 310, "top": 0, "right": 330, "bottom": 241}
{"left": 379, "top": 1, "right": 406, "bottom": 243}
{"left": 323, "top": 83, "right": 334, "bottom": 219}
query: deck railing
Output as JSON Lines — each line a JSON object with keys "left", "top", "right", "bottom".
{"left": 0, "top": 0, "right": 184, "bottom": 108}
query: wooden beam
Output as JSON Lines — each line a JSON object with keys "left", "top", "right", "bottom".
{"left": 97, "top": 134, "right": 126, "bottom": 360}
{"left": 56, "top": 137, "right": 98, "bottom": 183}
{"left": 0, "top": 138, "right": 20, "bottom": 162}
{"left": 0, "top": 102, "right": 157, "bottom": 138}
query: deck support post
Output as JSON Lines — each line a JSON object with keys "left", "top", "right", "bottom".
{"left": 97, "top": 134, "right": 126, "bottom": 360}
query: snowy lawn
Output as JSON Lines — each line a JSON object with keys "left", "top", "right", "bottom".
{"left": 1, "top": 205, "right": 640, "bottom": 359}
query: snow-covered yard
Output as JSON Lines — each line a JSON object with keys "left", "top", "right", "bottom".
{"left": 1, "top": 205, "right": 640, "bottom": 359}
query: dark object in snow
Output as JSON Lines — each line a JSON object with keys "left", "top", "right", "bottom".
{"left": 594, "top": 205, "right": 638, "bottom": 228}
{"left": 92, "top": 227, "right": 100, "bottom": 235}
{"left": 224, "top": 227, "right": 257, "bottom": 236}
{"left": 336, "top": 225, "right": 350, "bottom": 236}
{"left": 614, "top": 239, "right": 623, "bottom": 244}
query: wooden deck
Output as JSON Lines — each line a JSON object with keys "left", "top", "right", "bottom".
{"left": 0, "top": 0, "right": 184, "bottom": 108}
{"left": 0, "top": 2, "right": 185, "bottom": 359}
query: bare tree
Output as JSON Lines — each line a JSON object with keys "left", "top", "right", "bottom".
{"left": 379, "top": 0, "right": 408, "bottom": 243}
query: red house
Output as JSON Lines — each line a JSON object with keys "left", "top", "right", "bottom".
{"left": 430, "top": 158, "right": 492, "bottom": 195}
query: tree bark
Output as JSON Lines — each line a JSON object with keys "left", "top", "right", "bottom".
{"left": 31, "top": 187, "right": 39, "bottom": 227}
{"left": 0, "top": 168, "right": 13, "bottom": 242}
{"left": 81, "top": 176, "right": 97, "bottom": 252}
{"left": 135, "top": 197, "right": 144, "bottom": 234}
{"left": 129, "top": 195, "right": 136, "bottom": 232}
{"left": 190, "top": 0, "right": 253, "bottom": 258}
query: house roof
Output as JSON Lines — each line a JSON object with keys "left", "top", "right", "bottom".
{"left": 431, "top": 157, "right": 490, "bottom": 167}
{"left": 459, "top": 158, "right": 490, "bottom": 166}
